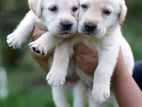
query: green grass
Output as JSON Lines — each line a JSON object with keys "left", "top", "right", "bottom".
{"left": 0, "top": 87, "right": 113, "bottom": 107}
{"left": 0, "top": 87, "right": 54, "bottom": 107}
{"left": 0, "top": 66, "right": 55, "bottom": 107}
{"left": 0, "top": 52, "right": 56, "bottom": 107}
{"left": 0, "top": 66, "right": 113, "bottom": 107}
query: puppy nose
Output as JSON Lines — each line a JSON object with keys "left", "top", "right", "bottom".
{"left": 84, "top": 22, "right": 97, "bottom": 33}
{"left": 60, "top": 21, "right": 73, "bottom": 31}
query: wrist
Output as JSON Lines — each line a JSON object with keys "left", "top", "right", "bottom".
{"left": 112, "top": 62, "right": 131, "bottom": 89}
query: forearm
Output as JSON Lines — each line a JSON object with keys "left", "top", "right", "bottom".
{"left": 112, "top": 56, "right": 142, "bottom": 107}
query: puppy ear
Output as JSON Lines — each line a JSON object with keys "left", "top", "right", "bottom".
{"left": 28, "top": 0, "right": 42, "bottom": 17}
{"left": 119, "top": 0, "right": 127, "bottom": 24}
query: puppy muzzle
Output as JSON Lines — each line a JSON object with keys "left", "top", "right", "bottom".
{"left": 81, "top": 22, "right": 98, "bottom": 35}
{"left": 54, "top": 21, "right": 76, "bottom": 38}
{"left": 60, "top": 21, "right": 73, "bottom": 33}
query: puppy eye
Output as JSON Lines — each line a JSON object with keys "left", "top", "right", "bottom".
{"left": 81, "top": 4, "right": 88, "bottom": 9}
{"left": 48, "top": 6, "right": 58, "bottom": 12}
{"left": 72, "top": 6, "right": 78, "bottom": 12}
{"left": 102, "top": 9, "right": 111, "bottom": 16}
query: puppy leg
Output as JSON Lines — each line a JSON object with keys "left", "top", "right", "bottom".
{"left": 87, "top": 89, "right": 103, "bottom": 107}
{"left": 92, "top": 47, "right": 119, "bottom": 103}
{"left": 7, "top": 11, "right": 36, "bottom": 48}
{"left": 29, "top": 32, "right": 63, "bottom": 56}
{"left": 52, "top": 87, "right": 70, "bottom": 107}
{"left": 73, "top": 81, "right": 86, "bottom": 107}
{"left": 46, "top": 41, "right": 73, "bottom": 86}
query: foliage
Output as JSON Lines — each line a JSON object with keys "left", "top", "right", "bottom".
{"left": 0, "top": 87, "right": 54, "bottom": 107}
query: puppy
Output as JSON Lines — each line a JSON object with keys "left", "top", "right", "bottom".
{"left": 6, "top": 0, "right": 86, "bottom": 107}
{"left": 77, "top": 0, "right": 134, "bottom": 104}
{"left": 7, "top": 0, "right": 79, "bottom": 86}
{"left": 49, "top": 0, "right": 134, "bottom": 105}
{"left": 7, "top": 0, "right": 78, "bottom": 54}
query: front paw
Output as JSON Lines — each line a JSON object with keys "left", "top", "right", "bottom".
{"left": 7, "top": 33, "right": 24, "bottom": 48}
{"left": 46, "top": 70, "right": 65, "bottom": 87}
{"left": 92, "top": 83, "right": 110, "bottom": 103}
{"left": 29, "top": 41, "right": 48, "bottom": 56}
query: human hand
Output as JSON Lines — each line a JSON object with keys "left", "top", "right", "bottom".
{"left": 31, "top": 22, "right": 50, "bottom": 72}
{"left": 31, "top": 22, "right": 48, "bottom": 41}
{"left": 74, "top": 43, "right": 98, "bottom": 75}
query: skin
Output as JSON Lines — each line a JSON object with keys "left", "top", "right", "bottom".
{"left": 31, "top": 23, "right": 142, "bottom": 107}
{"left": 31, "top": 22, "right": 49, "bottom": 72}
{"left": 112, "top": 50, "right": 142, "bottom": 107}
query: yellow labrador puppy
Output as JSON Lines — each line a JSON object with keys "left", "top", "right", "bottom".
{"left": 6, "top": 0, "right": 85, "bottom": 107}
{"left": 77, "top": 0, "right": 134, "bottom": 104}
{"left": 40, "top": 0, "right": 134, "bottom": 106}
{"left": 7, "top": 0, "right": 78, "bottom": 87}
{"left": 47, "top": 0, "right": 134, "bottom": 106}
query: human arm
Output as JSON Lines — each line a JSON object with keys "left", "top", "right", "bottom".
{"left": 112, "top": 50, "right": 142, "bottom": 107}
{"left": 75, "top": 45, "right": 142, "bottom": 106}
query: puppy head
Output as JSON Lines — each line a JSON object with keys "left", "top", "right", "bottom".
{"left": 78, "top": 0, "right": 127, "bottom": 39}
{"left": 28, "top": 0, "right": 79, "bottom": 37}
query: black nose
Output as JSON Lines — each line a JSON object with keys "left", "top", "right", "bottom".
{"left": 60, "top": 21, "right": 73, "bottom": 31}
{"left": 84, "top": 22, "right": 97, "bottom": 33}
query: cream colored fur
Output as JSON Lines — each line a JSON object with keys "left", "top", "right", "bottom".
{"left": 6, "top": 0, "right": 134, "bottom": 106}
{"left": 44, "top": 0, "right": 134, "bottom": 105}
{"left": 7, "top": 0, "right": 78, "bottom": 86}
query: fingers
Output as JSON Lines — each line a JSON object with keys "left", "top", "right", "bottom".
{"left": 31, "top": 22, "right": 49, "bottom": 71}
{"left": 74, "top": 42, "right": 97, "bottom": 55}
{"left": 31, "top": 22, "right": 48, "bottom": 41}
{"left": 75, "top": 55, "right": 97, "bottom": 76}
{"left": 74, "top": 43, "right": 98, "bottom": 75}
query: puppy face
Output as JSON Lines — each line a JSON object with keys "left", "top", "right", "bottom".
{"left": 78, "top": 0, "right": 127, "bottom": 39}
{"left": 29, "top": 0, "right": 79, "bottom": 37}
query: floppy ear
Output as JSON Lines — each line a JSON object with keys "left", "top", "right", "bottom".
{"left": 119, "top": 0, "right": 127, "bottom": 24}
{"left": 28, "top": 0, "right": 42, "bottom": 17}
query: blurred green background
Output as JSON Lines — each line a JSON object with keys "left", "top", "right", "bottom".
{"left": 0, "top": 0, "right": 142, "bottom": 107}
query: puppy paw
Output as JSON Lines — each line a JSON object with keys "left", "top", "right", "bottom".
{"left": 7, "top": 33, "right": 25, "bottom": 48}
{"left": 46, "top": 70, "right": 65, "bottom": 87}
{"left": 29, "top": 41, "right": 48, "bottom": 56}
{"left": 92, "top": 83, "right": 110, "bottom": 103}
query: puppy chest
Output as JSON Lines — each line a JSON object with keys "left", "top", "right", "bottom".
{"left": 82, "top": 38, "right": 100, "bottom": 52}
